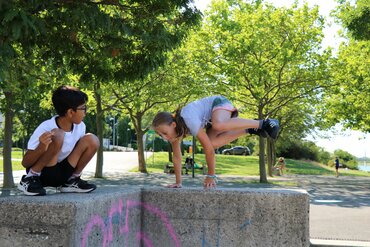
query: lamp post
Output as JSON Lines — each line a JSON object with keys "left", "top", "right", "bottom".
{"left": 110, "top": 117, "right": 115, "bottom": 147}
{"left": 127, "top": 128, "right": 131, "bottom": 147}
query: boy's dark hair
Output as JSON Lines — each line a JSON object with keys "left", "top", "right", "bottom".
{"left": 52, "top": 85, "right": 88, "bottom": 116}
{"left": 152, "top": 109, "right": 189, "bottom": 138}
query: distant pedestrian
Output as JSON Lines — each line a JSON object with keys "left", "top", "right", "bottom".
{"left": 274, "top": 157, "right": 288, "bottom": 176}
{"left": 335, "top": 157, "right": 340, "bottom": 177}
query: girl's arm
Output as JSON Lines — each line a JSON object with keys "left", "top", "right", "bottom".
{"left": 197, "top": 129, "right": 217, "bottom": 188}
{"left": 168, "top": 139, "right": 183, "bottom": 188}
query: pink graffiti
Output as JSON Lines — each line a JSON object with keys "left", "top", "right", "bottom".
{"left": 81, "top": 200, "right": 180, "bottom": 247}
{"left": 136, "top": 232, "right": 153, "bottom": 247}
{"left": 81, "top": 215, "right": 107, "bottom": 247}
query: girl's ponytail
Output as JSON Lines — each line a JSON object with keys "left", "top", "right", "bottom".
{"left": 152, "top": 109, "right": 189, "bottom": 138}
{"left": 173, "top": 108, "right": 189, "bottom": 138}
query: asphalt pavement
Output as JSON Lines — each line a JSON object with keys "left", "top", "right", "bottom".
{"left": 1, "top": 151, "right": 370, "bottom": 246}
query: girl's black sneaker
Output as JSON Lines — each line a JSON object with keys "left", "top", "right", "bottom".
{"left": 262, "top": 119, "right": 280, "bottom": 140}
{"left": 247, "top": 128, "right": 268, "bottom": 138}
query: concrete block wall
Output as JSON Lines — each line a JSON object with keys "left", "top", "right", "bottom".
{"left": 0, "top": 187, "right": 142, "bottom": 247}
{"left": 142, "top": 188, "right": 310, "bottom": 247}
{"left": 0, "top": 187, "right": 309, "bottom": 247}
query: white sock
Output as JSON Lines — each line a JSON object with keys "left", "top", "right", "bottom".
{"left": 68, "top": 172, "right": 81, "bottom": 181}
{"left": 26, "top": 169, "right": 41, "bottom": 178}
{"left": 258, "top": 120, "right": 263, "bottom": 129}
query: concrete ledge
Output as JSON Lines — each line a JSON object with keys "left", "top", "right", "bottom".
{"left": 310, "top": 239, "right": 370, "bottom": 247}
{"left": 0, "top": 187, "right": 142, "bottom": 247}
{"left": 142, "top": 188, "right": 310, "bottom": 247}
{"left": 0, "top": 187, "right": 309, "bottom": 247}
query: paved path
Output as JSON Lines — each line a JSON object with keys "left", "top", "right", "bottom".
{"left": 84, "top": 151, "right": 148, "bottom": 173}
{"left": 293, "top": 175, "right": 370, "bottom": 245}
{"left": 1, "top": 152, "right": 370, "bottom": 246}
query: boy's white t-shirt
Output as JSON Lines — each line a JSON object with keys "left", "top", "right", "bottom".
{"left": 180, "top": 96, "right": 219, "bottom": 136}
{"left": 27, "top": 116, "right": 86, "bottom": 162}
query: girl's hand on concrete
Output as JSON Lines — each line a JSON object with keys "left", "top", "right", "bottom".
{"left": 167, "top": 183, "right": 182, "bottom": 188}
{"left": 203, "top": 177, "right": 217, "bottom": 189}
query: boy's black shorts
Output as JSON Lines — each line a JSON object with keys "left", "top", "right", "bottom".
{"left": 27, "top": 158, "right": 75, "bottom": 187}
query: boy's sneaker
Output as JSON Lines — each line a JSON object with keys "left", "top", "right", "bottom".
{"left": 247, "top": 128, "right": 268, "bottom": 138}
{"left": 59, "top": 177, "right": 96, "bottom": 193}
{"left": 262, "top": 119, "right": 280, "bottom": 140}
{"left": 18, "top": 175, "right": 46, "bottom": 196}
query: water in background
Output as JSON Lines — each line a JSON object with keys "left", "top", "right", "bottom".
{"left": 358, "top": 161, "right": 370, "bottom": 172}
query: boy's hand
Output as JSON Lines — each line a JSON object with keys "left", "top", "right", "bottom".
{"left": 38, "top": 131, "right": 54, "bottom": 151}
{"left": 166, "top": 183, "right": 182, "bottom": 188}
{"left": 204, "top": 176, "right": 217, "bottom": 189}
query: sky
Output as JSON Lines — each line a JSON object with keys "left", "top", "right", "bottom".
{"left": 193, "top": 0, "right": 370, "bottom": 158}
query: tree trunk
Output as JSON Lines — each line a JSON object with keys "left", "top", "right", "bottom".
{"left": 258, "top": 136, "right": 268, "bottom": 183}
{"left": 258, "top": 107, "right": 268, "bottom": 183}
{"left": 271, "top": 141, "right": 276, "bottom": 164}
{"left": 137, "top": 130, "right": 147, "bottom": 173}
{"left": 94, "top": 82, "right": 103, "bottom": 178}
{"left": 135, "top": 115, "right": 147, "bottom": 173}
{"left": 267, "top": 139, "right": 273, "bottom": 177}
{"left": 2, "top": 92, "right": 15, "bottom": 188}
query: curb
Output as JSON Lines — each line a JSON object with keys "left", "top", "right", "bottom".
{"left": 311, "top": 239, "right": 370, "bottom": 247}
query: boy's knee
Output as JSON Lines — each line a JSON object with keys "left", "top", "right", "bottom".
{"left": 51, "top": 128, "right": 64, "bottom": 148}
{"left": 82, "top": 133, "right": 100, "bottom": 149}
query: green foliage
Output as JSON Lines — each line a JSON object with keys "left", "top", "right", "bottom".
{"left": 276, "top": 138, "right": 320, "bottom": 161}
{"left": 182, "top": 0, "right": 332, "bottom": 148}
{"left": 335, "top": 0, "right": 370, "bottom": 40}
{"left": 146, "top": 137, "right": 169, "bottom": 152}
{"left": 317, "top": 149, "right": 331, "bottom": 165}
{"left": 333, "top": 149, "right": 358, "bottom": 169}
{"left": 319, "top": 1, "right": 370, "bottom": 132}
{"left": 275, "top": 137, "right": 331, "bottom": 164}
{"left": 151, "top": 0, "right": 334, "bottom": 181}
{"left": 0, "top": 1, "right": 202, "bottom": 178}
{"left": 27, "top": 0, "right": 202, "bottom": 82}
{"left": 320, "top": 39, "right": 370, "bottom": 131}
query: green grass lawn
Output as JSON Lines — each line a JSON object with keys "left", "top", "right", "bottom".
{"left": 0, "top": 149, "right": 24, "bottom": 172}
{"left": 0, "top": 160, "right": 24, "bottom": 172}
{"left": 2, "top": 150, "right": 370, "bottom": 177}
{"left": 145, "top": 152, "right": 370, "bottom": 177}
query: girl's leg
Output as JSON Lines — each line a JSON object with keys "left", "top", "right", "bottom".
{"left": 67, "top": 133, "right": 100, "bottom": 174}
{"left": 212, "top": 109, "right": 280, "bottom": 140}
{"left": 207, "top": 128, "right": 246, "bottom": 148}
{"left": 207, "top": 109, "right": 255, "bottom": 148}
{"left": 211, "top": 109, "right": 260, "bottom": 132}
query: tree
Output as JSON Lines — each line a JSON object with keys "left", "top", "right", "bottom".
{"left": 320, "top": 1, "right": 370, "bottom": 132}
{"left": 0, "top": 1, "right": 48, "bottom": 187}
{"left": 185, "top": 0, "right": 331, "bottom": 182}
{"left": 39, "top": 0, "right": 201, "bottom": 177}
{"left": 112, "top": 50, "right": 202, "bottom": 173}
{"left": 335, "top": 0, "right": 370, "bottom": 40}
{"left": 0, "top": 48, "right": 61, "bottom": 187}
{"left": 320, "top": 40, "right": 370, "bottom": 131}
{"left": 1, "top": 1, "right": 202, "bottom": 179}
